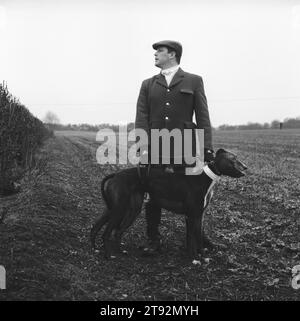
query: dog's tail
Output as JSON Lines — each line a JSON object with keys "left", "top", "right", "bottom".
{"left": 101, "top": 173, "right": 115, "bottom": 209}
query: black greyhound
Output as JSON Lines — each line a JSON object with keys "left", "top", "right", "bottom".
{"left": 91, "top": 149, "right": 247, "bottom": 263}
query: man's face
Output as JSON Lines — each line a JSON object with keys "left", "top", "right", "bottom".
{"left": 154, "top": 46, "right": 174, "bottom": 68}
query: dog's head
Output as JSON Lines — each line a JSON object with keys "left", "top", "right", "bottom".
{"left": 214, "top": 149, "right": 247, "bottom": 178}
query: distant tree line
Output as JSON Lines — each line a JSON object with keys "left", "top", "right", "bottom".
{"left": 47, "top": 119, "right": 300, "bottom": 132}
{"left": 44, "top": 110, "right": 300, "bottom": 132}
{"left": 45, "top": 121, "right": 135, "bottom": 133}
{"left": 217, "top": 117, "right": 300, "bottom": 130}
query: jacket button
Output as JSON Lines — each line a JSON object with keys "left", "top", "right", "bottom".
{"left": 165, "top": 116, "right": 169, "bottom": 120}
{"left": 166, "top": 102, "right": 170, "bottom": 106}
{"left": 167, "top": 89, "right": 170, "bottom": 92}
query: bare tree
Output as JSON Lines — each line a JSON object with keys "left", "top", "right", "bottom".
{"left": 43, "top": 111, "right": 60, "bottom": 124}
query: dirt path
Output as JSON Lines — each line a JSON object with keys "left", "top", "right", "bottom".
{"left": 0, "top": 134, "right": 299, "bottom": 300}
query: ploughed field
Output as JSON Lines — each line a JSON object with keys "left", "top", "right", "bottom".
{"left": 0, "top": 129, "right": 299, "bottom": 300}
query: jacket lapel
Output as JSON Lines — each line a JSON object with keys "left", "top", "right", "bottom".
{"left": 155, "top": 73, "right": 168, "bottom": 88}
{"left": 155, "top": 67, "right": 185, "bottom": 89}
{"left": 169, "top": 68, "right": 185, "bottom": 88}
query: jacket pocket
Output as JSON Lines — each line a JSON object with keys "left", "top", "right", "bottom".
{"left": 180, "top": 89, "right": 194, "bottom": 95}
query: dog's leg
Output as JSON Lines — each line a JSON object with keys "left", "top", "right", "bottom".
{"left": 90, "top": 209, "right": 109, "bottom": 251}
{"left": 114, "top": 191, "right": 144, "bottom": 254}
{"left": 197, "top": 209, "right": 205, "bottom": 258}
{"left": 102, "top": 222, "right": 120, "bottom": 258}
{"left": 186, "top": 218, "right": 204, "bottom": 260}
{"left": 186, "top": 213, "right": 199, "bottom": 263}
{"left": 185, "top": 217, "right": 190, "bottom": 251}
{"left": 102, "top": 206, "right": 127, "bottom": 258}
{"left": 195, "top": 209, "right": 213, "bottom": 264}
{"left": 196, "top": 207, "right": 221, "bottom": 255}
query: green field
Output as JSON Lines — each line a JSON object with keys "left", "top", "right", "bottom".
{"left": 0, "top": 129, "right": 299, "bottom": 300}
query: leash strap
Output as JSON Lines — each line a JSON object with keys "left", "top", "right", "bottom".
{"left": 203, "top": 165, "right": 220, "bottom": 208}
{"left": 137, "top": 163, "right": 151, "bottom": 191}
{"left": 203, "top": 165, "right": 220, "bottom": 182}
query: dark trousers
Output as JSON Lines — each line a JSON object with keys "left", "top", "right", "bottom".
{"left": 144, "top": 164, "right": 187, "bottom": 241}
{"left": 145, "top": 200, "right": 161, "bottom": 240}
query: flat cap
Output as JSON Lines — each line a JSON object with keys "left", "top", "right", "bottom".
{"left": 152, "top": 40, "right": 182, "bottom": 58}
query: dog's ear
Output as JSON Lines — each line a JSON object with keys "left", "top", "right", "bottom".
{"left": 216, "top": 148, "right": 227, "bottom": 156}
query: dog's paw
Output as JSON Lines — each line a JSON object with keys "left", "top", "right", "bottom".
{"left": 203, "top": 257, "right": 211, "bottom": 264}
{"left": 140, "top": 247, "right": 161, "bottom": 257}
{"left": 192, "top": 259, "right": 201, "bottom": 266}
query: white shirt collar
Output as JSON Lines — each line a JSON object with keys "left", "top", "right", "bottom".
{"left": 161, "top": 65, "right": 180, "bottom": 76}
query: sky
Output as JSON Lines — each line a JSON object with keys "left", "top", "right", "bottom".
{"left": 0, "top": 0, "right": 299, "bottom": 127}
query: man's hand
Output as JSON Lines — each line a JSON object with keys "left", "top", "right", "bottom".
{"left": 204, "top": 148, "right": 215, "bottom": 162}
{"left": 138, "top": 150, "right": 149, "bottom": 165}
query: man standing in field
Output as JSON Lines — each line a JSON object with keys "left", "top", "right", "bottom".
{"left": 135, "top": 40, "right": 214, "bottom": 254}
